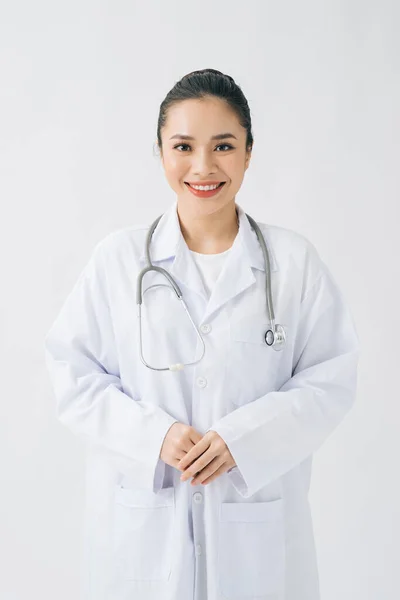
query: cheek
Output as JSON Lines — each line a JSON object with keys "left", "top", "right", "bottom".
{"left": 165, "top": 160, "right": 187, "bottom": 181}
{"left": 225, "top": 158, "right": 244, "bottom": 182}
{"left": 233, "top": 172, "right": 245, "bottom": 189}
{"left": 164, "top": 168, "right": 184, "bottom": 190}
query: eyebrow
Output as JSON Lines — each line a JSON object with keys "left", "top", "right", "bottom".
{"left": 169, "top": 132, "right": 238, "bottom": 141}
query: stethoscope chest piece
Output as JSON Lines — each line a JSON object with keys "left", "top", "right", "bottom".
{"left": 265, "top": 324, "right": 286, "bottom": 351}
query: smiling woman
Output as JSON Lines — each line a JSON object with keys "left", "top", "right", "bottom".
{"left": 44, "top": 67, "right": 360, "bottom": 600}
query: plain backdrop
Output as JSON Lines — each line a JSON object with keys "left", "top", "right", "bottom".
{"left": 0, "top": 1, "right": 398, "bottom": 599}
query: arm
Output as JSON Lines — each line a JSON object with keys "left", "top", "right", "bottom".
{"left": 208, "top": 262, "right": 361, "bottom": 499}
{"left": 44, "top": 237, "right": 178, "bottom": 492}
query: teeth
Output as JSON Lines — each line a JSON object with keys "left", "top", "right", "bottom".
{"left": 189, "top": 183, "right": 221, "bottom": 191}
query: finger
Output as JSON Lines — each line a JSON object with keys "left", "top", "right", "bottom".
{"left": 181, "top": 440, "right": 195, "bottom": 455}
{"left": 174, "top": 450, "right": 187, "bottom": 468}
{"left": 194, "top": 460, "right": 227, "bottom": 486}
{"left": 191, "top": 456, "right": 224, "bottom": 484}
{"left": 180, "top": 450, "right": 215, "bottom": 481}
{"left": 182, "top": 447, "right": 209, "bottom": 471}
{"left": 179, "top": 438, "right": 208, "bottom": 471}
{"left": 175, "top": 449, "right": 201, "bottom": 472}
{"left": 180, "top": 430, "right": 203, "bottom": 459}
{"left": 175, "top": 442, "right": 207, "bottom": 472}
{"left": 175, "top": 433, "right": 202, "bottom": 470}
{"left": 189, "top": 428, "right": 204, "bottom": 445}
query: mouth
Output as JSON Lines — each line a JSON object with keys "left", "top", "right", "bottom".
{"left": 184, "top": 181, "right": 226, "bottom": 198}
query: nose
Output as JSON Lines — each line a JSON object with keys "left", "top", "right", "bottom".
{"left": 191, "top": 149, "right": 218, "bottom": 176}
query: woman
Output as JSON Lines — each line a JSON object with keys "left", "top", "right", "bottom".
{"left": 44, "top": 69, "right": 360, "bottom": 600}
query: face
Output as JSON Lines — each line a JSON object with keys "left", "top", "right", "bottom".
{"left": 158, "top": 96, "right": 252, "bottom": 216}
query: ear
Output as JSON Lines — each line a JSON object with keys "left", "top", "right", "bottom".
{"left": 245, "top": 148, "right": 252, "bottom": 171}
{"left": 154, "top": 141, "right": 163, "bottom": 162}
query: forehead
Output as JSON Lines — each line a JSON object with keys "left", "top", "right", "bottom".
{"left": 164, "top": 97, "right": 241, "bottom": 133}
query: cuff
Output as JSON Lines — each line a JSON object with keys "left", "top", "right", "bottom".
{"left": 227, "top": 465, "right": 251, "bottom": 497}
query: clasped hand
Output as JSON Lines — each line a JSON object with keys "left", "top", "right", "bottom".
{"left": 178, "top": 430, "right": 237, "bottom": 486}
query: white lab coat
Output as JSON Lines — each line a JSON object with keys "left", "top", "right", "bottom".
{"left": 44, "top": 199, "right": 360, "bottom": 600}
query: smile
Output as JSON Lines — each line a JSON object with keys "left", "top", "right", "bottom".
{"left": 185, "top": 182, "right": 226, "bottom": 198}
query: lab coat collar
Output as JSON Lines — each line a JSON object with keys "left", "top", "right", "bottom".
{"left": 138, "top": 200, "right": 278, "bottom": 321}
{"left": 139, "top": 199, "right": 278, "bottom": 273}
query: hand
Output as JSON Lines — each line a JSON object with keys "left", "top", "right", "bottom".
{"left": 178, "top": 430, "right": 237, "bottom": 486}
{"left": 159, "top": 422, "right": 203, "bottom": 470}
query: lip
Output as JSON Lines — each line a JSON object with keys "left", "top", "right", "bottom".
{"left": 185, "top": 181, "right": 226, "bottom": 198}
{"left": 185, "top": 181, "right": 226, "bottom": 186}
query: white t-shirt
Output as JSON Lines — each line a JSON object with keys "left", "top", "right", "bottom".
{"left": 189, "top": 247, "right": 232, "bottom": 299}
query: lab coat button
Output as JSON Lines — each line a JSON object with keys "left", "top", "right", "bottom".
{"left": 193, "top": 492, "right": 203, "bottom": 503}
{"left": 195, "top": 544, "right": 202, "bottom": 556}
{"left": 200, "top": 323, "right": 211, "bottom": 334}
{"left": 196, "top": 376, "right": 207, "bottom": 388}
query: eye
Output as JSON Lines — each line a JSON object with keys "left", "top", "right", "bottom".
{"left": 173, "top": 143, "right": 234, "bottom": 152}
{"left": 216, "top": 144, "right": 234, "bottom": 151}
{"left": 173, "top": 144, "right": 191, "bottom": 152}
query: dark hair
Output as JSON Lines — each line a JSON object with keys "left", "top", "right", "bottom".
{"left": 155, "top": 68, "right": 254, "bottom": 156}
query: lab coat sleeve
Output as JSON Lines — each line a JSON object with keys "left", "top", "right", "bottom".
{"left": 44, "top": 238, "right": 178, "bottom": 493}
{"left": 208, "top": 261, "right": 361, "bottom": 499}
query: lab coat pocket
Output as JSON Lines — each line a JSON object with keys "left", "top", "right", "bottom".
{"left": 112, "top": 485, "right": 175, "bottom": 581}
{"left": 218, "top": 498, "right": 285, "bottom": 598}
{"left": 229, "top": 316, "right": 287, "bottom": 405}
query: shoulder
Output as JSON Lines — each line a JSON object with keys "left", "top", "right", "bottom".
{"left": 257, "top": 221, "right": 318, "bottom": 258}
{"left": 255, "top": 220, "right": 322, "bottom": 271}
{"left": 255, "top": 220, "right": 328, "bottom": 301}
{"left": 92, "top": 224, "right": 149, "bottom": 265}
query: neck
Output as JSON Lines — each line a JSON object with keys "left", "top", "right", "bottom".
{"left": 177, "top": 202, "right": 239, "bottom": 254}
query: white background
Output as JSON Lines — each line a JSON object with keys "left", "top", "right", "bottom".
{"left": 1, "top": 1, "right": 398, "bottom": 599}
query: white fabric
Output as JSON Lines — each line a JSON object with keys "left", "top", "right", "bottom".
{"left": 44, "top": 199, "right": 360, "bottom": 600}
{"left": 189, "top": 246, "right": 231, "bottom": 298}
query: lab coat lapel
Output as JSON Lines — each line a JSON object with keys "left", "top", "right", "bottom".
{"left": 138, "top": 200, "right": 208, "bottom": 302}
{"left": 200, "top": 233, "right": 255, "bottom": 322}
{"left": 169, "top": 235, "right": 209, "bottom": 303}
{"left": 200, "top": 206, "right": 279, "bottom": 322}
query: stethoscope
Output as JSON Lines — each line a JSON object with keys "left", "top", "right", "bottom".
{"left": 136, "top": 212, "right": 286, "bottom": 372}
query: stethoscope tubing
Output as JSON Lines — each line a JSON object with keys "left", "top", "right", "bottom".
{"left": 136, "top": 211, "right": 286, "bottom": 371}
